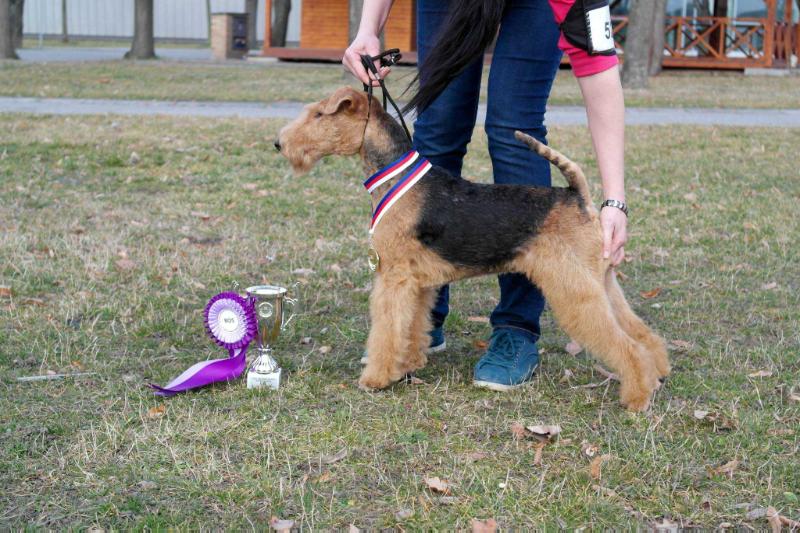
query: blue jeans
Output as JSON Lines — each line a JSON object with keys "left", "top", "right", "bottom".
{"left": 413, "top": 0, "right": 562, "bottom": 341}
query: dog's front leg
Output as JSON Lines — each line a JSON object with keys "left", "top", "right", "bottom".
{"left": 359, "top": 273, "right": 419, "bottom": 390}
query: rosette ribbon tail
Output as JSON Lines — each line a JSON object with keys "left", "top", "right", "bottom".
{"left": 149, "top": 291, "right": 258, "bottom": 396}
{"left": 149, "top": 347, "right": 248, "bottom": 396}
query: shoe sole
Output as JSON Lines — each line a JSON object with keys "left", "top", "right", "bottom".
{"left": 360, "top": 341, "right": 446, "bottom": 365}
{"left": 473, "top": 366, "right": 538, "bottom": 392}
{"left": 472, "top": 379, "right": 520, "bottom": 392}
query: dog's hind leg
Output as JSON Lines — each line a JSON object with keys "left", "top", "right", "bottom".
{"left": 359, "top": 273, "right": 420, "bottom": 390}
{"left": 604, "top": 269, "right": 670, "bottom": 380}
{"left": 526, "top": 258, "right": 659, "bottom": 412}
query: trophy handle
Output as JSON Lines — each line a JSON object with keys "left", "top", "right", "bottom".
{"left": 281, "top": 297, "right": 298, "bottom": 329}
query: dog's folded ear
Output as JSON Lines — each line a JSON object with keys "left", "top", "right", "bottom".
{"left": 322, "top": 86, "right": 364, "bottom": 115}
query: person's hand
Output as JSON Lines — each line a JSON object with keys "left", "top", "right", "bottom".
{"left": 600, "top": 205, "right": 627, "bottom": 266}
{"left": 343, "top": 33, "right": 390, "bottom": 86}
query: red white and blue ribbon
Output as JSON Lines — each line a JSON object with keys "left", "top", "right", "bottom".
{"left": 364, "top": 151, "right": 432, "bottom": 234}
{"left": 149, "top": 292, "right": 257, "bottom": 396}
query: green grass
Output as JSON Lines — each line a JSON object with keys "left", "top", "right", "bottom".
{"left": 2, "top": 59, "right": 799, "bottom": 108}
{"left": 1, "top": 114, "right": 798, "bottom": 529}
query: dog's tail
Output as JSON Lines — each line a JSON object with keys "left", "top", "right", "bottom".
{"left": 514, "top": 131, "right": 593, "bottom": 206}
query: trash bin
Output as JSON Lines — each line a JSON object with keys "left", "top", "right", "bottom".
{"left": 211, "top": 13, "right": 249, "bottom": 60}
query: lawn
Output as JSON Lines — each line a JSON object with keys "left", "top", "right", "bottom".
{"left": 0, "top": 113, "right": 798, "bottom": 529}
{"left": 2, "top": 58, "right": 799, "bottom": 109}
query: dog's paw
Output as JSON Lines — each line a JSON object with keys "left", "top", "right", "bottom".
{"left": 619, "top": 379, "right": 655, "bottom": 413}
{"left": 358, "top": 372, "right": 393, "bottom": 391}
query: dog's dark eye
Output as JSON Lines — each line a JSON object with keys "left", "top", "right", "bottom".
{"left": 314, "top": 111, "right": 323, "bottom": 119}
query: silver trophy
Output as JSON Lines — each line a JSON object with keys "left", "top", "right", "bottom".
{"left": 244, "top": 285, "right": 297, "bottom": 390}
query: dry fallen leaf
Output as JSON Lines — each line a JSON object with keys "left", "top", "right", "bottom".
{"left": 423, "top": 476, "right": 452, "bottom": 495}
{"left": 714, "top": 458, "right": 740, "bottom": 477}
{"left": 300, "top": 337, "right": 313, "bottom": 345}
{"left": 467, "top": 316, "right": 490, "bottom": 324}
{"left": 590, "top": 454, "right": 611, "bottom": 480}
{"left": 318, "top": 345, "right": 332, "bottom": 354}
{"left": 190, "top": 210, "right": 211, "bottom": 221}
{"left": 761, "top": 281, "right": 778, "bottom": 290}
{"left": 533, "top": 442, "right": 545, "bottom": 466}
{"left": 115, "top": 258, "right": 136, "bottom": 271}
{"left": 748, "top": 370, "right": 773, "bottom": 378}
{"left": 510, "top": 422, "right": 528, "bottom": 439}
{"left": 693, "top": 410, "right": 710, "bottom": 420}
{"left": 321, "top": 448, "right": 348, "bottom": 464}
{"left": 559, "top": 369, "right": 575, "bottom": 383}
{"left": 473, "top": 339, "right": 489, "bottom": 350}
{"left": 395, "top": 508, "right": 414, "bottom": 520}
{"left": 348, "top": 525, "right": 360, "bottom": 533}
{"left": 766, "top": 507, "right": 782, "bottom": 533}
{"left": 146, "top": 405, "right": 165, "bottom": 419}
{"left": 269, "top": 516, "right": 294, "bottom": 532}
{"left": 242, "top": 182, "right": 259, "bottom": 191}
{"left": 526, "top": 424, "right": 562, "bottom": 441}
{"left": 565, "top": 340, "right": 583, "bottom": 355}
{"left": 789, "top": 387, "right": 800, "bottom": 403}
{"left": 471, "top": 518, "right": 498, "bottom": 533}
{"left": 292, "top": 267, "right": 315, "bottom": 277}
{"left": 581, "top": 442, "right": 600, "bottom": 457}
{"left": 0, "top": 286, "right": 11, "bottom": 297}
{"left": 669, "top": 340, "right": 692, "bottom": 351}
{"left": 640, "top": 287, "right": 663, "bottom": 299}
{"left": 465, "top": 451, "right": 488, "bottom": 463}
{"left": 406, "top": 375, "right": 425, "bottom": 385}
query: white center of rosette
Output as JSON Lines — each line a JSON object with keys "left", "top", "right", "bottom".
{"left": 218, "top": 309, "right": 240, "bottom": 332}
{"left": 208, "top": 299, "right": 248, "bottom": 345}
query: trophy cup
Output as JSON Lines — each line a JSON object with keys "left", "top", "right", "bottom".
{"left": 244, "top": 285, "right": 297, "bottom": 390}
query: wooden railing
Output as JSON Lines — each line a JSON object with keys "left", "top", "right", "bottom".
{"left": 607, "top": 14, "right": 787, "bottom": 69}
{"left": 773, "top": 22, "right": 799, "bottom": 66}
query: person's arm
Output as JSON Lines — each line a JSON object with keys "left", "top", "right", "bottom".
{"left": 578, "top": 65, "right": 627, "bottom": 266}
{"left": 342, "top": 0, "right": 395, "bottom": 86}
{"left": 547, "top": 0, "right": 627, "bottom": 266}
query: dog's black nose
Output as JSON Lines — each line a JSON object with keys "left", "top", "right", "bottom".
{"left": 273, "top": 140, "right": 281, "bottom": 151}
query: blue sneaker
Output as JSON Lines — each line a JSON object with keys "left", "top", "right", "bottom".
{"left": 473, "top": 328, "right": 539, "bottom": 391}
{"left": 360, "top": 326, "right": 446, "bottom": 364}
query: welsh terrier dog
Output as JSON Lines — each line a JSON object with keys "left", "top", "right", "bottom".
{"left": 276, "top": 86, "right": 669, "bottom": 411}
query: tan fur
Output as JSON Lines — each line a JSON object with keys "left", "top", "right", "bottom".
{"left": 276, "top": 86, "right": 670, "bottom": 412}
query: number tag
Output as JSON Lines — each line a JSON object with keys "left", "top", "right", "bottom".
{"left": 586, "top": 5, "right": 615, "bottom": 55}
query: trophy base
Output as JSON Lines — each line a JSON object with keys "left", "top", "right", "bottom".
{"left": 247, "top": 367, "right": 281, "bottom": 390}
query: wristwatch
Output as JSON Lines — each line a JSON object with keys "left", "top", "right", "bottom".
{"left": 601, "top": 199, "right": 628, "bottom": 217}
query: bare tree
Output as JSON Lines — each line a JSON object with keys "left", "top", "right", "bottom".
{"left": 10, "top": 0, "right": 22, "bottom": 48}
{"left": 125, "top": 0, "right": 155, "bottom": 59}
{"left": 61, "top": 0, "right": 68, "bottom": 43}
{"left": 649, "top": 0, "right": 668, "bottom": 76}
{"left": 271, "top": 0, "right": 291, "bottom": 47}
{"left": 0, "top": 0, "right": 17, "bottom": 59}
{"left": 245, "top": 0, "right": 258, "bottom": 50}
{"left": 621, "top": 0, "right": 657, "bottom": 89}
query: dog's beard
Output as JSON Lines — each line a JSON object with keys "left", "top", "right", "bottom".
{"left": 282, "top": 146, "right": 319, "bottom": 176}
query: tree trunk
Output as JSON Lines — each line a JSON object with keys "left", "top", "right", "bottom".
{"left": 0, "top": 0, "right": 18, "bottom": 59}
{"left": 270, "top": 0, "right": 290, "bottom": 47}
{"left": 61, "top": 0, "right": 68, "bottom": 42}
{"left": 349, "top": 0, "right": 363, "bottom": 43}
{"left": 10, "top": 0, "right": 22, "bottom": 49}
{"left": 245, "top": 0, "right": 258, "bottom": 50}
{"left": 649, "top": 0, "right": 667, "bottom": 76}
{"left": 205, "top": 0, "right": 211, "bottom": 43}
{"left": 126, "top": 0, "right": 155, "bottom": 59}
{"left": 621, "top": 0, "right": 657, "bottom": 89}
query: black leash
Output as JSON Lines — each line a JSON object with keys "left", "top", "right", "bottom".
{"left": 359, "top": 49, "right": 413, "bottom": 144}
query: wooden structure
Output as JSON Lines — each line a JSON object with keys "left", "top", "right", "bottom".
{"left": 262, "top": 0, "right": 417, "bottom": 62}
{"left": 262, "top": 0, "right": 797, "bottom": 69}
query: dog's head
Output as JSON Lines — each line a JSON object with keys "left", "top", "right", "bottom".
{"left": 275, "top": 86, "right": 371, "bottom": 174}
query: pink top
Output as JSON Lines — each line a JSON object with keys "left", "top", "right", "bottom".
{"left": 547, "top": 0, "right": 619, "bottom": 77}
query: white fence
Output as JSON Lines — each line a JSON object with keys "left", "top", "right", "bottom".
{"left": 22, "top": 0, "right": 302, "bottom": 44}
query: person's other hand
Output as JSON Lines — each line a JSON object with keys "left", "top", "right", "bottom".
{"left": 600, "top": 205, "right": 627, "bottom": 266}
{"left": 343, "top": 33, "right": 390, "bottom": 86}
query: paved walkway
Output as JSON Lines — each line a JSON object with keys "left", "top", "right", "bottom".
{"left": 1, "top": 96, "right": 798, "bottom": 127}
{"left": 17, "top": 46, "right": 214, "bottom": 62}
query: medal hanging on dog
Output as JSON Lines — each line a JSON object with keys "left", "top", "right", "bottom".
{"left": 363, "top": 150, "right": 432, "bottom": 273}
{"left": 149, "top": 291, "right": 258, "bottom": 396}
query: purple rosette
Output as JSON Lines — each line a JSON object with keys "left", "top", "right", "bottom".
{"left": 149, "top": 291, "right": 257, "bottom": 396}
